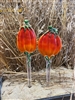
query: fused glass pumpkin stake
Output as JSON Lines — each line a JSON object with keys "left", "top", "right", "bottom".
{"left": 38, "top": 26, "right": 62, "bottom": 86}
{"left": 17, "top": 20, "right": 36, "bottom": 88}
{"left": 45, "top": 56, "right": 52, "bottom": 86}
{"left": 24, "top": 52, "right": 32, "bottom": 88}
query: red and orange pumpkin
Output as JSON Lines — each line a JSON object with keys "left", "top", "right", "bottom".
{"left": 17, "top": 20, "right": 36, "bottom": 88}
{"left": 38, "top": 26, "right": 62, "bottom": 57}
{"left": 17, "top": 20, "right": 36, "bottom": 53}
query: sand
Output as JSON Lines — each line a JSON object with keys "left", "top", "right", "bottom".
{"left": 1, "top": 67, "right": 75, "bottom": 100}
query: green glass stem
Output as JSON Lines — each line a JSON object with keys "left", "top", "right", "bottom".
{"left": 25, "top": 52, "right": 32, "bottom": 88}
{"left": 45, "top": 56, "right": 52, "bottom": 86}
{"left": 24, "top": 20, "right": 31, "bottom": 28}
{"left": 48, "top": 26, "right": 58, "bottom": 35}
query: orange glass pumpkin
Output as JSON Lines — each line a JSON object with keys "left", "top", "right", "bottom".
{"left": 17, "top": 20, "right": 36, "bottom": 88}
{"left": 17, "top": 20, "right": 36, "bottom": 53}
{"left": 38, "top": 26, "right": 62, "bottom": 57}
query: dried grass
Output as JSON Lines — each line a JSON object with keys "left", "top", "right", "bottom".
{"left": 0, "top": 0, "right": 75, "bottom": 71}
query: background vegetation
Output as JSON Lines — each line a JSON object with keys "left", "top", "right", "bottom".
{"left": 0, "top": 0, "right": 75, "bottom": 72}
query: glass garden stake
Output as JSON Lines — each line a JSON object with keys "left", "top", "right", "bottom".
{"left": 38, "top": 26, "right": 62, "bottom": 86}
{"left": 25, "top": 52, "right": 32, "bottom": 88}
{"left": 45, "top": 56, "right": 52, "bottom": 86}
{"left": 17, "top": 20, "right": 36, "bottom": 88}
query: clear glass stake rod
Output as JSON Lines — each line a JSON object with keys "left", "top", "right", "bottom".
{"left": 45, "top": 56, "right": 52, "bottom": 86}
